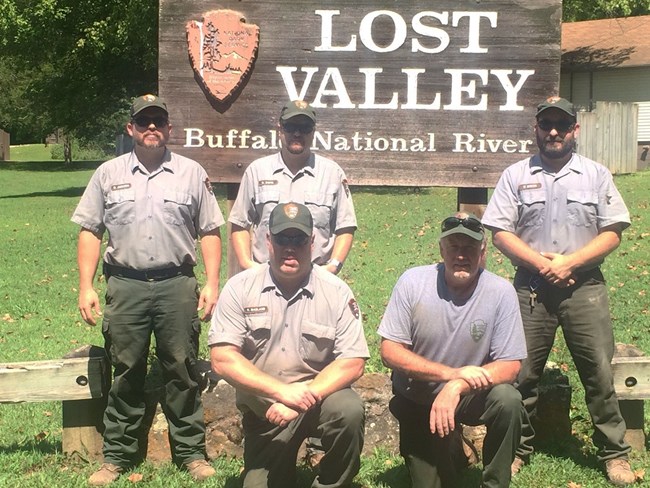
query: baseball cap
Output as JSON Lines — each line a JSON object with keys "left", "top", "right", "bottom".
{"left": 279, "top": 100, "right": 316, "bottom": 123}
{"left": 536, "top": 96, "right": 575, "bottom": 118}
{"left": 130, "top": 94, "right": 169, "bottom": 118}
{"left": 269, "top": 202, "right": 313, "bottom": 236}
{"left": 440, "top": 214, "right": 485, "bottom": 241}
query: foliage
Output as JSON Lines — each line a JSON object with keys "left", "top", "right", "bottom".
{"left": 1, "top": 160, "right": 649, "bottom": 486}
{"left": 0, "top": 0, "right": 157, "bottom": 146}
{"left": 563, "top": 0, "right": 650, "bottom": 21}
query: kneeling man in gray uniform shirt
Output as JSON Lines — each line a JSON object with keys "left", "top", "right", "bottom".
{"left": 209, "top": 202, "right": 369, "bottom": 488}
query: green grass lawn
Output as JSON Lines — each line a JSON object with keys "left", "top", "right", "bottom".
{"left": 7, "top": 143, "right": 63, "bottom": 162}
{"left": 0, "top": 157, "right": 648, "bottom": 487}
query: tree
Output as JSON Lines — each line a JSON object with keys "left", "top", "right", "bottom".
{"left": 0, "top": 0, "right": 158, "bottom": 149}
{"left": 563, "top": 0, "right": 650, "bottom": 21}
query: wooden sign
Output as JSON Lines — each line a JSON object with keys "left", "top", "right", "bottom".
{"left": 160, "top": 0, "right": 562, "bottom": 187}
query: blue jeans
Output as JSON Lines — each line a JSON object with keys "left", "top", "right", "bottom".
{"left": 514, "top": 268, "right": 630, "bottom": 461}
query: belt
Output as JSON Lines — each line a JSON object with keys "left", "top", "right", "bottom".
{"left": 514, "top": 266, "right": 603, "bottom": 287}
{"left": 103, "top": 262, "right": 194, "bottom": 282}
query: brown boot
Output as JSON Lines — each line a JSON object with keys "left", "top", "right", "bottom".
{"left": 185, "top": 459, "right": 216, "bottom": 481}
{"left": 605, "top": 458, "right": 635, "bottom": 486}
{"left": 88, "top": 463, "right": 123, "bottom": 486}
{"left": 511, "top": 456, "right": 525, "bottom": 477}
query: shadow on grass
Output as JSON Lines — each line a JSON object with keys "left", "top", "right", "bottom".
{"left": 0, "top": 439, "right": 60, "bottom": 457}
{"left": 533, "top": 434, "right": 602, "bottom": 471}
{"left": 0, "top": 161, "right": 102, "bottom": 172}
{"left": 0, "top": 187, "right": 87, "bottom": 199}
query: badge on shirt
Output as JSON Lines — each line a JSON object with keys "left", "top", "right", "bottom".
{"left": 259, "top": 180, "right": 278, "bottom": 186}
{"left": 469, "top": 319, "right": 487, "bottom": 342}
{"left": 518, "top": 183, "right": 542, "bottom": 191}
{"left": 204, "top": 177, "right": 214, "bottom": 194}
{"left": 244, "top": 306, "right": 268, "bottom": 315}
{"left": 111, "top": 183, "right": 132, "bottom": 191}
{"left": 342, "top": 179, "right": 350, "bottom": 197}
{"left": 348, "top": 299, "right": 360, "bottom": 319}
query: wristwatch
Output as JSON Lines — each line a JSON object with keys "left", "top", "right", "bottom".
{"left": 328, "top": 258, "right": 343, "bottom": 274}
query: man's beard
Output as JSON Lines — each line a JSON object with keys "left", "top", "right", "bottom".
{"left": 538, "top": 134, "right": 575, "bottom": 160}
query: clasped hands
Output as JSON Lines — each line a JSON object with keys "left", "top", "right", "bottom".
{"left": 539, "top": 252, "right": 576, "bottom": 288}
{"left": 266, "top": 382, "right": 321, "bottom": 427}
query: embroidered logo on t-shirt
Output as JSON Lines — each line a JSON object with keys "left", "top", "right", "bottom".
{"left": 469, "top": 319, "right": 487, "bottom": 342}
{"left": 244, "top": 306, "right": 268, "bottom": 315}
{"left": 111, "top": 183, "right": 132, "bottom": 191}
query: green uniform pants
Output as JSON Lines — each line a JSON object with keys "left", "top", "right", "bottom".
{"left": 101, "top": 274, "right": 206, "bottom": 467}
{"left": 390, "top": 384, "right": 523, "bottom": 488}
{"left": 241, "top": 388, "right": 365, "bottom": 488}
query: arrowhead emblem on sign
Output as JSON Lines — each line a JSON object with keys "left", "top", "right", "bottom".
{"left": 186, "top": 10, "right": 260, "bottom": 105}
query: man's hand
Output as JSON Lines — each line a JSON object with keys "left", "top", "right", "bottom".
{"left": 79, "top": 288, "right": 102, "bottom": 326}
{"left": 265, "top": 403, "right": 300, "bottom": 427}
{"left": 198, "top": 284, "right": 218, "bottom": 322}
{"left": 451, "top": 366, "right": 493, "bottom": 391}
{"left": 429, "top": 380, "right": 463, "bottom": 437}
{"left": 275, "top": 382, "right": 320, "bottom": 412}
{"left": 539, "top": 252, "right": 576, "bottom": 287}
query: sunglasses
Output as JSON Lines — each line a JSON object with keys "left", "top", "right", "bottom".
{"left": 281, "top": 122, "right": 314, "bottom": 135}
{"left": 537, "top": 119, "right": 575, "bottom": 133}
{"left": 133, "top": 115, "right": 169, "bottom": 128}
{"left": 273, "top": 234, "right": 310, "bottom": 247}
{"left": 441, "top": 216, "right": 484, "bottom": 234}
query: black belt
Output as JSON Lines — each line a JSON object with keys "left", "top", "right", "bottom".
{"left": 103, "top": 262, "right": 194, "bottom": 282}
{"left": 514, "top": 266, "right": 603, "bottom": 287}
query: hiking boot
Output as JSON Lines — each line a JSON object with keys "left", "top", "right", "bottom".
{"left": 186, "top": 459, "right": 216, "bottom": 481}
{"left": 511, "top": 456, "right": 525, "bottom": 477}
{"left": 605, "top": 458, "right": 635, "bottom": 486}
{"left": 88, "top": 463, "right": 123, "bottom": 486}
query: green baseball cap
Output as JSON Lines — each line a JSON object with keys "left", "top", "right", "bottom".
{"left": 280, "top": 100, "right": 316, "bottom": 123}
{"left": 130, "top": 94, "right": 168, "bottom": 118}
{"left": 269, "top": 202, "right": 313, "bottom": 236}
{"left": 536, "top": 96, "right": 575, "bottom": 118}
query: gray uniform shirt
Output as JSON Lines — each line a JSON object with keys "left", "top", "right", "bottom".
{"left": 482, "top": 153, "right": 630, "bottom": 269}
{"left": 378, "top": 264, "right": 526, "bottom": 406}
{"left": 228, "top": 152, "right": 357, "bottom": 265}
{"left": 71, "top": 149, "right": 225, "bottom": 269}
{"left": 208, "top": 264, "right": 369, "bottom": 417}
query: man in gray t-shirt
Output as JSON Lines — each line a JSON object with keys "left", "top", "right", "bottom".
{"left": 379, "top": 212, "right": 526, "bottom": 488}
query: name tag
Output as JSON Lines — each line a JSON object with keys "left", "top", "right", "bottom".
{"left": 258, "top": 180, "right": 278, "bottom": 186}
{"left": 111, "top": 183, "right": 132, "bottom": 191}
{"left": 518, "top": 183, "right": 542, "bottom": 191}
{"left": 244, "top": 306, "right": 268, "bottom": 315}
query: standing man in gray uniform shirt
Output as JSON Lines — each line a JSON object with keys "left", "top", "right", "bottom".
{"left": 210, "top": 202, "right": 368, "bottom": 488}
{"left": 72, "top": 94, "right": 224, "bottom": 485}
{"left": 229, "top": 100, "right": 356, "bottom": 275}
{"left": 379, "top": 213, "right": 527, "bottom": 488}
{"left": 482, "top": 96, "right": 635, "bottom": 486}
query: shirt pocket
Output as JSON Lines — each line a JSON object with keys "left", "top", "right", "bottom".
{"left": 304, "top": 192, "right": 334, "bottom": 230}
{"left": 517, "top": 189, "right": 546, "bottom": 228}
{"left": 105, "top": 189, "right": 136, "bottom": 225}
{"left": 254, "top": 189, "right": 280, "bottom": 226}
{"left": 566, "top": 190, "right": 598, "bottom": 228}
{"left": 163, "top": 190, "right": 193, "bottom": 226}
{"left": 299, "top": 319, "right": 335, "bottom": 367}
{"left": 243, "top": 316, "right": 272, "bottom": 360}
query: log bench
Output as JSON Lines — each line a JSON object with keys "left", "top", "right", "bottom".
{"left": 612, "top": 344, "right": 650, "bottom": 451}
{"left": 0, "top": 345, "right": 110, "bottom": 461}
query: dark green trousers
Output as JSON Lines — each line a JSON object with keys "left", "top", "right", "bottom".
{"left": 241, "top": 388, "right": 365, "bottom": 488}
{"left": 390, "top": 385, "right": 523, "bottom": 488}
{"left": 101, "top": 274, "right": 206, "bottom": 467}
{"left": 514, "top": 269, "right": 631, "bottom": 462}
